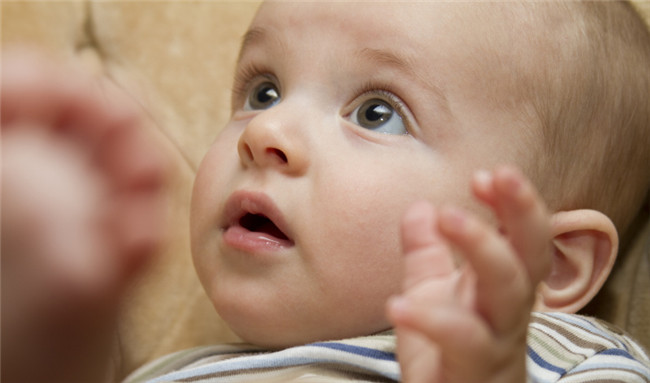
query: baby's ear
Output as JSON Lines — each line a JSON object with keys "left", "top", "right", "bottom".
{"left": 534, "top": 209, "right": 618, "bottom": 314}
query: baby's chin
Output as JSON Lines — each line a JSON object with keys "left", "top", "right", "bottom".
{"left": 222, "top": 312, "right": 390, "bottom": 349}
{"left": 213, "top": 288, "right": 394, "bottom": 348}
{"left": 227, "top": 322, "right": 346, "bottom": 349}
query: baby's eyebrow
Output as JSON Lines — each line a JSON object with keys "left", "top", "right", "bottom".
{"left": 358, "top": 48, "right": 450, "bottom": 116}
{"left": 239, "top": 27, "right": 264, "bottom": 58}
{"left": 237, "top": 26, "right": 287, "bottom": 64}
{"left": 359, "top": 48, "right": 411, "bottom": 73}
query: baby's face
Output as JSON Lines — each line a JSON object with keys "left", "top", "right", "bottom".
{"left": 191, "top": 2, "right": 540, "bottom": 347}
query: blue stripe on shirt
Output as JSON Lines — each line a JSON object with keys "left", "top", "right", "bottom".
{"left": 148, "top": 357, "right": 320, "bottom": 383}
{"left": 600, "top": 347, "right": 636, "bottom": 360}
{"left": 311, "top": 342, "right": 396, "bottom": 361}
{"left": 527, "top": 346, "right": 566, "bottom": 375}
{"left": 148, "top": 342, "right": 398, "bottom": 383}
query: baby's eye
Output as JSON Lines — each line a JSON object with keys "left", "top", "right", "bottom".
{"left": 244, "top": 81, "right": 280, "bottom": 110}
{"left": 350, "top": 98, "right": 407, "bottom": 135}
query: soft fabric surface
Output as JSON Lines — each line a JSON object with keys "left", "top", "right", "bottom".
{"left": 2, "top": 2, "right": 648, "bottom": 381}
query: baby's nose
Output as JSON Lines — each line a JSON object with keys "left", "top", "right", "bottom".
{"left": 237, "top": 111, "right": 309, "bottom": 176}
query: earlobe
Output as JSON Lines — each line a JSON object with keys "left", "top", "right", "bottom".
{"left": 534, "top": 209, "right": 618, "bottom": 313}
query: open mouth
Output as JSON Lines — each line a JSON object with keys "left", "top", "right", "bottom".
{"left": 221, "top": 191, "right": 295, "bottom": 252}
{"left": 239, "top": 213, "right": 290, "bottom": 241}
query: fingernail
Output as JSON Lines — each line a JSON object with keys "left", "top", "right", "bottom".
{"left": 499, "top": 166, "right": 524, "bottom": 195}
{"left": 474, "top": 169, "right": 492, "bottom": 186}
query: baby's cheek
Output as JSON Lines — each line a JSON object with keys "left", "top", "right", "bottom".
{"left": 324, "top": 227, "right": 404, "bottom": 297}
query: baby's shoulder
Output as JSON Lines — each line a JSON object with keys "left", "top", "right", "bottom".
{"left": 527, "top": 312, "right": 650, "bottom": 382}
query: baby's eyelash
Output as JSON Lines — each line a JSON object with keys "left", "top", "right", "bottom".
{"left": 354, "top": 82, "right": 413, "bottom": 128}
{"left": 232, "top": 63, "right": 274, "bottom": 101}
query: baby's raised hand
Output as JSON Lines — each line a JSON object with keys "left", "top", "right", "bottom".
{"left": 388, "top": 166, "right": 552, "bottom": 383}
{"left": 1, "top": 49, "right": 167, "bottom": 382}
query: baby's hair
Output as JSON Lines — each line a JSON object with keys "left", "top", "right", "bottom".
{"left": 523, "top": 1, "right": 650, "bottom": 238}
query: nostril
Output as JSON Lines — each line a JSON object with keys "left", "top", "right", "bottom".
{"left": 267, "top": 148, "right": 288, "bottom": 164}
{"left": 241, "top": 143, "right": 254, "bottom": 162}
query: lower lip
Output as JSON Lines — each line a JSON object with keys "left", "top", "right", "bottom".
{"left": 222, "top": 226, "right": 294, "bottom": 253}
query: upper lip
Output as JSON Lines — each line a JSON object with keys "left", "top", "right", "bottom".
{"left": 221, "top": 190, "right": 293, "bottom": 242}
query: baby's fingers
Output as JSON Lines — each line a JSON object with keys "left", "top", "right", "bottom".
{"left": 390, "top": 300, "right": 490, "bottom": 355}
{"left": 400, "top": 201, "right": 456, "bottom": 291}
{"left": 437, "top": 207, "right": 530, "bottom": 333}
{"left": 389, "top": 300, "right": 527, "bottom": 383}
{"left": 479, "top": 166, "right": 552, "bottom": 286}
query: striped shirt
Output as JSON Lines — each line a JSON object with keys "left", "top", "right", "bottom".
{"left": 124, "top": 313, "right": 650, "bottom": 383}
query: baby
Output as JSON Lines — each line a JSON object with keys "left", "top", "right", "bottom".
{"left": 3, "top": 1, "right": 650, "bottom": 383}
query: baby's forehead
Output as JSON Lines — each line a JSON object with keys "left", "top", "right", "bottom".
{"left": 250, "top": 3, "right": 559, "bottom": 84}
{"left": 255, "top": 2, "right": 549, "bottom": 32}
{"left": 250, "top": 2, "right": 555, "bottom": 63}
{"left": 252, "top": 3, "right": 429, "bottom": 47}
